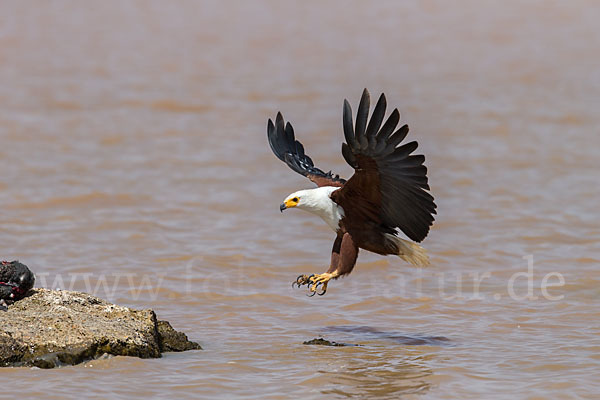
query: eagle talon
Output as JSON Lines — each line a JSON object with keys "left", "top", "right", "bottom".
{"left": 293, "top": 274, "right": 311, "bottom": 289}
{"left": 293, "top": 272, "right": 336, "bottom": 296}
{"left": 292, "top": 275, "right": 302, "bottom": 288}
{"left": 307, "top": 280, "right": 328, "bottom": 296}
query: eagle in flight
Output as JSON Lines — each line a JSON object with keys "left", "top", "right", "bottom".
{"left": 267, "top": 89, "right": 436, "bottom": 296}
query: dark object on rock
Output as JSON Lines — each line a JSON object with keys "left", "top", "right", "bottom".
{"left": 303, "top": 337, "right": 360, "bottom": 347}
{"left": 0, "top": 288, "right": 201, "bottom": 368}
{"left": 0, "top": 260, "right": 35, "bottom": 304}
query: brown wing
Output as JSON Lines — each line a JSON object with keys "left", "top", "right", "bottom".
{"left": 331, "top": 89, "right": 436, "bottom": 242}
{"left": 267, "top": 112, "right": 346, "bottom": 187}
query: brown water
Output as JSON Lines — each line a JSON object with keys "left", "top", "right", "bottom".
{"left": 1, "top": 1, "right": 599, "bottom": 398}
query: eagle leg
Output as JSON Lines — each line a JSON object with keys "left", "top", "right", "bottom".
{"left": 291, "top": 233, "right": 356, "bottom": 296}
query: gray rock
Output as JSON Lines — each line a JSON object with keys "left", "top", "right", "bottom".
{"left": 0, "top": 288, "right": 201, "bottom": 368}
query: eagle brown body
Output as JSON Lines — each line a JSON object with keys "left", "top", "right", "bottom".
{"left": 268, "top": 89, "right": 436, "bottom": 295}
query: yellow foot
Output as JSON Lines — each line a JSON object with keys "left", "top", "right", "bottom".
{"left": 292, "top": 272, "right": 339, "bottom": 296}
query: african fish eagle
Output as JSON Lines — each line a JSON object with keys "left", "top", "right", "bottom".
{"left": 267, "top": 89, "right": 436, "bottom": 296}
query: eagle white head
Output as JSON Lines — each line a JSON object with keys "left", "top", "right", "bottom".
{"left": 280, "top": 186, "right": 344, "bottom": 231}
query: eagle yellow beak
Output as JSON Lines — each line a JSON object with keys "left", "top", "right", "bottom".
{"left": 280, "top": 198, "right": 299, "bottom": 212}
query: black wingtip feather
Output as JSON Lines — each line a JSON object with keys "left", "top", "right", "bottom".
{"left": 341, "top": 142, "right": 358, "bottom": 169}
{"left": 355, "top": 89, "right": 370, "bottom": 149}
{"left": 365, "top": 93, "right": 387, "bottom": 148}
{"left": 376, "top": 108, "right": 400, "bottom": 142}
{"left": 384, "top": 125, "right": 410, "bottom": 153}
{"left": 343, "top": 99, "right": 356, "bottom": 147}
{"left": 388, "top": 141, "right": 418, "bottom": 161}
{"left": 267, "top": 117, "right": 285, "bottom": 162}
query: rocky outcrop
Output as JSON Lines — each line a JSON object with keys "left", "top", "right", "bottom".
{"left": 0, "top": 288, "right": 200, "bottom": 368}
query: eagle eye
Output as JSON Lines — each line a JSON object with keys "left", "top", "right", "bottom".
{"left": 292, "top": 197, "right": 299, "bottom": 203}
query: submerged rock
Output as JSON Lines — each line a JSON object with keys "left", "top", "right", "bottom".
{"left": 0, "top": 288, "right": 200, "bottom": 368}
{"left": 303, "top": 337, "right": 360, "bottom": 347}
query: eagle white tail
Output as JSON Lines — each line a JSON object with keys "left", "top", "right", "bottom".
{"left": 386, "top": 234, "right": 430, "bottom": 267}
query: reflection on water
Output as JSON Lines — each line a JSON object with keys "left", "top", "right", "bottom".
{"left": 309, "top": 326, "right": 445, "bottom": 397}
{"left": 324, "top": 326, "right": 451, "bottom": 346}
{"left": 1, "top": 0, "right": 599, "bottom": 399}
{"left": 320, "top": 355, "right": 433, "bottom": 398}
{"left": 300, "top": 330, "right": 436, "bottom": 398}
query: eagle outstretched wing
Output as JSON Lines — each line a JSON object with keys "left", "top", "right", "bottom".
{"left": 267, "top": 112, "right": 346, "bottom": 187}
{"left": 331, "top": 89, "right": 436, "bottom": 242}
